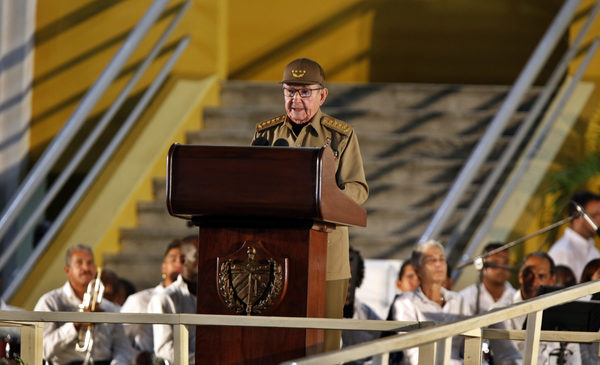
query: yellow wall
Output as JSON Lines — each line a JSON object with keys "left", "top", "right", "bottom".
{"left": 227, "top": 0, "right": 564, "bottom": 84}
{"left": 31, "top": 0, "right": 222, "bottom": 162}
{"left": 570, "top": 0, "right": 600, "bottom": 80}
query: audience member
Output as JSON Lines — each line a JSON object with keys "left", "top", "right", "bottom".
{"left": 389, "top": 240, "right": 466, "bottom": 364}
{"left": 580, "top": 258, "right": 600, "bottom": 284}
{"left": 342, "top": 247, "right": 381, "bottom": 355}
{"left": 34, "top": 244, "right": 136, "bottom": 364}
{"left": 118, "top": 278, "right": 136, "bottom": 305}
{"left": 460, "top": 243, "right": 515, "bottom": 314}
{"left": 459, "top": 243, "right": 521, "bottom": 364}
{"left": 121, "top": 239, "right": 182, "bottom": 352}
{"left": 505, "top": 252, "right": 580, "bottom": 364}
{"left": 548, "top": 191, "right": 600, "bottom": 280}
{"left": 578, "top": 258, "right": 600, "bottom": 363}
{"left": 554, "top": 265, "right": 576, "bottom": 288}
{"left": 395, "top": 260, "right": 420, "bottom": 293}
{"left": 385, "top": 259, "right": 419, "bottom": 364}
{"left": 148, "top": 237, "right": 197, "bottom": 364}
{"left": 387, "top": 260, "right": 419, "bottom": 322}
{"left": 100, "top": 269, "right": 124, "bottom": 309}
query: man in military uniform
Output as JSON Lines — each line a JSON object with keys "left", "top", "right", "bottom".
{"left": 252, "top": 57, "right": 369, "bottom": 352}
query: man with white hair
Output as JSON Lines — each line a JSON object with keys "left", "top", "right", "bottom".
{"left": 390, "top": 240, "right": 466, "bottom": 364}
{"left": 252, "top": 57, "right": 368, "bottom": 352}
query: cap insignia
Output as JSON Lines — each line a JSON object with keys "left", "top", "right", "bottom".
{"left": 291, "top": 69, "right": 306, "bottom": 78}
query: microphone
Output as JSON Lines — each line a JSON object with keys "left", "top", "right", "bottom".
{"left": 571, "top": 200, "right": 600, "bottom": 236}
{"left": 273, "top": 138, "right": 289, "bottom": 147}
{"left": 252, "top": 137, "right": 270, "bottom": 146}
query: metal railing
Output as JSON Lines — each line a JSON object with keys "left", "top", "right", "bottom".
{"left": 420, "top": 0, "right": 592, "bottom": 257}
{"left": 2, "top": 279, "right": 599, "bottom": 364}
{"left": 0, "top": 0, "right": 191, "bottom": 300}
{"left": 285, "top": 279, "right": 600, "bottom": 365}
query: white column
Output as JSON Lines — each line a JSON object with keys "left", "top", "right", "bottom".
{"left": 0, "top": 0, "right": 36, "bottom": 209}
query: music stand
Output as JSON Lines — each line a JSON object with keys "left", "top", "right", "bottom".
{"left": 523, "top": 286, "right": 600, "bottom": 365}
{"left": 531, "top": 286, "right": 600, "bottom": 332}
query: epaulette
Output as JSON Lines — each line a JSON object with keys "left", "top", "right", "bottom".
{"left": 256, "top": 114, "right": 285, "bottom": 132}
{"left": 322, "top": 115, "right": 352, "bottom": 136}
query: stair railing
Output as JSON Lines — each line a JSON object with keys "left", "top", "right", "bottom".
{"left": 445, "top": 1, "right": 600, "bottom": 265}
{"left": 0, "top": 0, "right": 191, "bottom": 300}
{"left": 457, "top": 37, "right": 600, "bottom": 271}
{"left": 419, "top": 0, "right": 584, "bottom": 244}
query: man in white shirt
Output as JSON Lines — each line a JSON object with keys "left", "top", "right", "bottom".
{"left": 120, "top": 239, "right": 182, "bottom": 352}
{"left": 548, "top": 191, "right": 600, "bottom": 281}
{"left": 148, "top": 236, "right": 197, "bottom": 364}
{"left": 460, "top": 243, "right": 521, "bottom": 364}
{"left": 34, "top": 244, "right": 136, "bottom": 365}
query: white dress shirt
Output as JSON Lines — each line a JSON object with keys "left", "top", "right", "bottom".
{"left": 548, "top": 227, "right": 600, "bottom": 280}
{"left": 121, "top": 283, "right": 165, "bottom": 351}
{"left": 460, "top": 281, "right": 515, "bottom": 315}
{"left": 391, "top": 287, "right": 466, "bottom": 365}
{"left": 460, "top": 282, "right": 522, "bottom": 365}
{"left": 147, "top": 275, "right": 196, "bottom": 364}
{"left": 34, "top": 281, "right": 137, "bottom": 365}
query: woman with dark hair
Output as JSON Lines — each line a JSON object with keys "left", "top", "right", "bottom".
{"left": 579, "top": 258, "right": 600, "bottom": 365}
{"left": 580, "top": 258, "right": 600, "bottom": 284}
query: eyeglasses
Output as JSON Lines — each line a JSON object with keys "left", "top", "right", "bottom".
{"left": 422, "top": 255, "right": 446, "bottom": 265}
{"left": 283, "top": 87, "right": 323, "bottom": 98}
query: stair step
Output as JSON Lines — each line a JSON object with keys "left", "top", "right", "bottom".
{"left": 137, "top": 201, "right": 188, "bottom": 228}
{"left": 203, "top": 105, "right": 526, "bottom": 136}
{"left": 118, "top": 226, "right": 197, "bottom": 253}
{"left": 364, "top": 182, "right": 480, "bottom": 209}
{"left": 364, "top": 157, "right": 463, "bottom": 184}
{"left": 186, "top": 129, "right": 511, "bottom": 159}
{"left": 220, "top": 81, "right": 541, "bottom": 111}
{"left": 103, "top": 253, "right": 164, "bottom": 291}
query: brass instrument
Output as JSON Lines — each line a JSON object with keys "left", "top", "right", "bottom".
{"left": 75, "top": 267, "right": 104, "bottom": 365}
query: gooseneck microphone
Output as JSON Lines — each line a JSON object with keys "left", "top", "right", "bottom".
{"left": 273, "top": 138, "right": 289, "bottom": 147}
{"left": 251, "top": 137, "right": 270, "bottom": 146}
{"left": 571, "top": 200, "right": 600, "bottom": 236}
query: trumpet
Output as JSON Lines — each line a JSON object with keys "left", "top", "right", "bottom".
{"left": 75, "top": 267, "right": 104, "bottom": 364}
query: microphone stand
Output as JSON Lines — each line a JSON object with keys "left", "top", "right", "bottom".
{"left": 455, "top": 213, "right": 579, "bottom": 271}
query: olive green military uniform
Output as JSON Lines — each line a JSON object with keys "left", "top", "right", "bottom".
{"left": 253, "top": 108, "right": 368, "bottom": 351}
{"left": 253, "top": 109, "right": 368, "bottom": 280}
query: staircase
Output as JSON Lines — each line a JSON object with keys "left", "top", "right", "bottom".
{"left": 104, "top": 80, "right": 541, "bottom": 291}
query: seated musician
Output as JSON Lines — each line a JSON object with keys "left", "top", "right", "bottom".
{"left": 34, "top": 244, "right": 136, "bottom": 365}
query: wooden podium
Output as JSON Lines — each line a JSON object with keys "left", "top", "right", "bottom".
{"left": 166, "top": 144, "right": 366, "bottom": 364}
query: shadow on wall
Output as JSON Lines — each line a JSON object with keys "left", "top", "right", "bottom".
{"left": 369, "top": 0, "right": 567, "bottom": 85}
